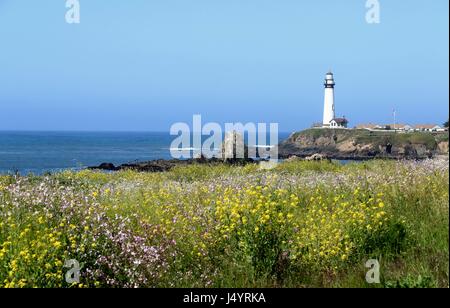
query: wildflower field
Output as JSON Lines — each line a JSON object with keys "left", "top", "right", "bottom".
{"left": 0, "top": 159, "right": 448, "bottom": 288}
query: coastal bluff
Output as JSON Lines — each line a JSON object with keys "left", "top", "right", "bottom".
{"left": 279, "top": 128, "right": 449, "bottom": 160}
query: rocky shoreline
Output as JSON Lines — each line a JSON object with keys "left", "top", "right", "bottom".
{"left": 88, "top": 158, "right": 256, "bottom": 172}
{"left": 87, "top": 154, "right": 430, "bottom": 173}
{"left": 89, "top": 153, "right": 438, "bottom": 173}
{"left": 88, "top": 129, "right": 449, "bottom": 172}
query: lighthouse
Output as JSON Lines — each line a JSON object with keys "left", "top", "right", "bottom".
{"left": 323, "top": 71, "right": 336, "bottom": 126}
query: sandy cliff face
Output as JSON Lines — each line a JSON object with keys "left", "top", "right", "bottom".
{"left": 279, "top": 129, "right": 449, "bottom": 159}
{"left": 437, "top": 141, "right": 449, "bottom": 155}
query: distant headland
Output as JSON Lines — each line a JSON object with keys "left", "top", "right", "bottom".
{"left": 279, "top": 128, "right": 449, "bottom": 160}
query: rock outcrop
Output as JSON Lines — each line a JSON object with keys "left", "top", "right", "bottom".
{"left": 279, "top": 129, "right": 449, "bottom": 160}
{"left": 221, "top": 131, "right": 250, "bottom": 161}
{"left": 305, "top": 153, "right": 329, "bottom": 161}
{"left": 437, "top": 141, "right": 449, "bottom": 155}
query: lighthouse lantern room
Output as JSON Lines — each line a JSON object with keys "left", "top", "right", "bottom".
{"left": 323, "top": 72, "right": 336, "bottom": 126}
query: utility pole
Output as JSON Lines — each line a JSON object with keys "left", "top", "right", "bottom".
{"left": 393, "top": 108, "right": 397, "bottom": 132}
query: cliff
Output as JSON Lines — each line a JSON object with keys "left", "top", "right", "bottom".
{"left": 279, "top": 129, "right": 449, "bottom": 159}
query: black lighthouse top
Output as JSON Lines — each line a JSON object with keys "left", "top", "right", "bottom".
{"left": 324, "top": 72, "right": 335, "bottom": 88}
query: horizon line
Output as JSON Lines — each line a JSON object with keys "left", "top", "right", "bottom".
{"left": 0, "top": 130, "right": 296, "bottom": 133}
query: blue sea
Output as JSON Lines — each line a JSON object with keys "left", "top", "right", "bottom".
{"left": 0, "top": 131, "right": 291, "bottom": 175}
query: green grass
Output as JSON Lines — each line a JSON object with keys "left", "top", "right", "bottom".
{"left": 435, "top": 133, "right": 449, "bottom": 143}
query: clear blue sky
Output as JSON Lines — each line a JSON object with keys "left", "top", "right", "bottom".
{"left": 0, "top": 0, "right": 448, "bottom": 131}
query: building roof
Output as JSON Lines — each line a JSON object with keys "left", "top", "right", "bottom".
{"left": 356, "top": 123, "right": 415, "bottom": 130}
{"left": 355, "top": 123, "right": 378, "bottom": 129}
{"left": 414, "top": 124, "right": 441, "bottom": 129}
{"left": 332, "top": 118, "right": 348, "bottom": 124}
{"left": 384, "top": 124, "right": 408, "bottom": 128}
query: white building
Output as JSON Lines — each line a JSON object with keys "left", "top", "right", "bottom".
{"left": 330, "top": 118, "right": 349, "bottom": 128}
{"left": 322, "top": 72, "right": 348, "bottom": 128}
{"left": 414, "top": 124, "right": 443, "bottom": 132}
{"left": 402, "top": 125, "right": 414, "bottom": 131}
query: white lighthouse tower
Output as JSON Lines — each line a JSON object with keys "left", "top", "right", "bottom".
{"left": 322, "top": 71, "right": 336, "bottom": 127}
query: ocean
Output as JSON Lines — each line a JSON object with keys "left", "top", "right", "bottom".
{"left": 0, "top": 131, "right": 291, "bottom": 175}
